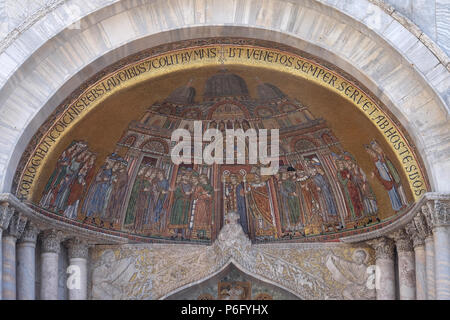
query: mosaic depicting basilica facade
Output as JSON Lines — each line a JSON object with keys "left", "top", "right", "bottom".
{"left": 35, "top": 69, "right": 410, "bottom": 244}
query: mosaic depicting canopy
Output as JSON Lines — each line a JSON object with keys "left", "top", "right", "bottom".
{"left": 17, "top": 61, "right": 422, "bottom": 244}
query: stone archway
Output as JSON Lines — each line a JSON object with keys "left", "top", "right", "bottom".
{"left": 0, "top": 0, "right": 448, "bottom": 196}
{"left": 163, "top": 262, "right": 302, "bottom": 300}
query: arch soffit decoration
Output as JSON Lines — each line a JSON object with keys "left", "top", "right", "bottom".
{"left": 159, "top": 259, "right": 305, "bottom": 300}
{"left": 0, "top": 0, "right": 449, "bottom": 197}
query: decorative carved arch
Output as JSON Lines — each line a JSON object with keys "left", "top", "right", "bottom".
{"left": 160, "top": 260, "right": 304, "bottom": 300}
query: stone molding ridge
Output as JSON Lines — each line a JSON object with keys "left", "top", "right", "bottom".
{"left": 0, "top": 192, "right": 128, "bottom": 245}
{"left": 0, "top": 0, "right": 448, "bottom": 70}
{"left": 0, "top": 0, "right": 66, "bottom": 54}
{"left": 368, "top": 0, "right": 450, "bottom": 69}
{"left": 340, "top": 192, "right": 450, "bottom": 243}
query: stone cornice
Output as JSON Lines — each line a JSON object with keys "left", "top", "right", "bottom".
{"left": 0, "top": 193, "right": 128, "bottom": 245}
{"left": 341, "top": 193, "right": 450, "bottom": 243}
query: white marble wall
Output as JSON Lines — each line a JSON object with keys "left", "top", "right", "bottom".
{"left": 385, "top": 0, "right": 450, "bottom": 55}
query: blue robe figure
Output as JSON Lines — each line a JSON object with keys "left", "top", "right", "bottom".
{"left": 374, "top": 157, "right": 403, "bottom": 211}
{"left": 84, "top": 164, "right": 113, "bottom": 217}
{"left": 312, "top": 170, "right": 338, "bottom": 218}
{"left": 153, "top": 178, "right": 170, "bottom": 223}
{"left": 235, "top": 183, "right": 248, "bottom": 234}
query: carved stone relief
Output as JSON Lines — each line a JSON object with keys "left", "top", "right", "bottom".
{"left": 91, "top": 212, "right": 375, "bottom": 300}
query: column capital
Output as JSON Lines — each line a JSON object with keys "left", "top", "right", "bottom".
{"left": 390, "top": 229, "right": 413, "bottom": 253}
{"left": 40, "top": 229, "right": 64, "bottom": 254}
{"left": 367, "top": 237, "right": 395, "bottom": 260}
{"left": 18, "top": 222, "right": 40, "bottom": 244}
{"left": 66, "top": 239, "right": 89, "bottom": 259}
{"left": 405, "top": 220, "right": 425, "bottom": 248}
{"left": 426, "top": 199, "right": 450, "bottom": 228}
{"left": 5, "top": 212, "right": 27, "bottom": 239}
{"left": 0, "top": 201, "right": 14, "bottom": 231}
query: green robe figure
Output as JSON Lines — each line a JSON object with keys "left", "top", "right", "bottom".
{"left": 124, "top": 167, "right": 147, "bottom": 226}
{"left": 279, "top": 171, "right": 302, "bottom": 230}
{"left": 169, "top": 175, "right": 193, "bottom": 237}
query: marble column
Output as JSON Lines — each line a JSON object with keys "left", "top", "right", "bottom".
{"left": 0, "top": 202, "right": 14, "bottom": 300}
{"left": 367, "top": 237, "right": 396, "bottom": 300}
{"left": 391, "top": 229, "right": 416, "bottom": 300}
{"left": 17, "top": 222, "right": 39, "bottom": 300}
{"left": 405, "top": 215, "right": 428, "bottom": 300}
{"left": 2, "top": 213, "right": 27, "bottom": 300}
{"left": 66, "top": 239, "right": 89, "bottom": 300}
{"left": 421, "top": 204, "right": 436, "bottom": 299}
{"left": 428, "top": 200, "right": 450, "bottom": 300}
{"left": 425, "top": 237, "right": 436, "bottom": 299}
{"left": 40, "top": 230, "right": 62, "bottom": 300}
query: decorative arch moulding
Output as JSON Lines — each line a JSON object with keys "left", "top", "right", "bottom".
{"left": 14, "top": 39, "right": 430, "bottom": 204}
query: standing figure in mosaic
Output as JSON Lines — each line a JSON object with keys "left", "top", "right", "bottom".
{"left": 224, "top": 174, "right": 249, "bottom": 235}
{"left": 134, "top": 168, "right": 157, "bottom": 232}
{"left": 192, "top": 174, "right": 214, "bottom": 240}
{"left": 347, "top": 158, "right": 378, "bottom": 216}
{"left": 308, "top": 161, "right": 338, "bottom": 223}
{"left": 124, "top": 166, "right": 149, "bottom": 227}
{"left": 278, "top": 168, "right": 302, "bottom": 233}
{"left": 152, "top": 169, "right": 170, "bottom": 232}
{"left": 336, "top": 159, "right": 364, "bottom": 220}
{"left": 105, "top": 160, "right": 129, "bottom": 227}
{"left": 297, "top": 167, "right": 322, "bottom": 229}
{"left": 40, "top": 141, "right": 87, "bottom": 209}
{"left": 169, "top": 170, "right": 193, "bottom": 239}
{"left": 247, "top": 172, "right": 277, "bottom": 239}
{"left": 365, "top": 141, "right": 406, "bottom": 211}
{"left": 53, "top": 148, "right": 89, "bottom": 213}
{"left": 64, "top": 152, "right": 96, "bottom": 219}
{"left": 82, "top": 155, "right": 115, "bottom": 219}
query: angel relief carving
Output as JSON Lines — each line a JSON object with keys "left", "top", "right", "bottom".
{"left": 325, "top": 249, "right": 376, "bottom": 300}
{"left": 91, "top": 212, "right": 376, "bottom": 300}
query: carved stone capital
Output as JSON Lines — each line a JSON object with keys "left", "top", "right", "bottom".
{"left": 405, "top": 221, "right": 425, "bottom": 248}
{"left": 427, "top": 200, "right": 450, "bottom": 228}
{"left": 18, "top": 222, "right": 40, "bottom": 244}
{"left": 390, "top": 229, "right": 413, "bottom": 253}
{"left": 6, "top": 212, "right": 27, "bottom": 239}
{"left": 66, "top": 238, "right": 89, "bottom": 259}
{"left": 0, "top": 202, "right": 14, "bottom": 231}
{"left": 367, "top": 237, "right": 395, "bottom": 260}
{"left": 41, "top": 229, "right": 63, "bottom": 254}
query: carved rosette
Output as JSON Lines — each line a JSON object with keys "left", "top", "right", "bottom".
{"left": 428, "top": 200, "right": 450, "bottom": 228}
{"left": 67, "top": 239, "right": 89, "bottom": 259}
{"left": 0, "top": 202, "right": 14, "bottom": 231}
{"left": 390, "top": 229, "right": 413, "bottom": 253}
{"left": 41, "top": 229, "right": 63, "bottom": 254}
{"left": 367, "top": 237, "right": 395, "bottom": 260}
{"left": 6, "top": 213, "right": 27, "bottom": 239}
{"left": 18, "top": 222, "right": 40, "bottom": 244}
